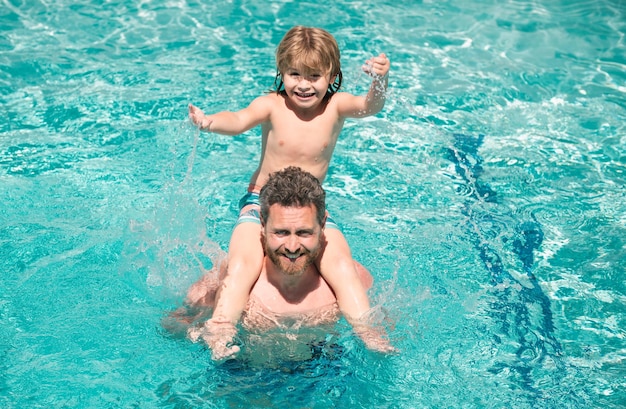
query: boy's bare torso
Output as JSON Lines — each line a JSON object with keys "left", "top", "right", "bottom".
{"left": 247, "top": 92, "right": 346, "bottom": 188}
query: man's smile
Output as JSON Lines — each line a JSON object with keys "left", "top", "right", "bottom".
{"left": 282, "top": 251, "right": 304, "bottom": 261}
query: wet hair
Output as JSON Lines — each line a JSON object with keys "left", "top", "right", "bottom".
{"left": 272, "top": 26, "right": 343, "bottom": 98}
{"left": 259, "top": 166, "right": 326, "bottom": 226}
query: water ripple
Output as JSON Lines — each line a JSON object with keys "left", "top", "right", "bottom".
{"left": 2, "top": 0, "right": 626, "bottom": 407}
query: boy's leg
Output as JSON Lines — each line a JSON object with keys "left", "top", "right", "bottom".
{"left": 162, "top": 263, "right": 226, "bottom": 338}
{"left": 319, "top": 228, "right": 397, "bottom": 353}
{"left": 211, "top": 220, "right": 264, "bottom": 323}
{"left": 195, "top": 220, "right": 263, "bottom": 361}
{"left": 317, "top": 228, "right": 371, "bottom": 321}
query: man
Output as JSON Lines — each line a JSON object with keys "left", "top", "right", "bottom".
{"left": 169, "top": 166, "right": 395, "bottom": 361}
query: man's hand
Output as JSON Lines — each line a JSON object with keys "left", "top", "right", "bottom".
{"left": 350, "top": 306, "right": 398, "bottom": 354}
{"left": 353, "top": 325, "right": 398, "bottom": 354}
{"left": 188, "top": 318, "right": 240, "bottom": 361}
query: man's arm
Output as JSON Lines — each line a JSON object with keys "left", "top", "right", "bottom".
{"left": 189, "top": 95, "right": 273, "bottom": 135}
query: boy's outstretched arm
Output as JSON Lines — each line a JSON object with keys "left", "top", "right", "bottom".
{"left": 336, "top": 52, "right": 390, "bottom": 118}
{"left": 188, "top": 96, "right": 272, "bottom": 136}
{"left": 362, "top": 52, "right": 390, "bottom": 114}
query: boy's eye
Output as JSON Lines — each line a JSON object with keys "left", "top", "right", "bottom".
{"left": 287, "top": 71, "right": 322, "bottom": 81}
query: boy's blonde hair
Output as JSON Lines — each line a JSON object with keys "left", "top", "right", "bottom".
{"left": 273, "top": 26, "right": 343, "bottom": 96}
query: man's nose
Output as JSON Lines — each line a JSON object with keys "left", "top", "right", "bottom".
{"left": 284, "top": 235, "right": 300, "bottom": 253}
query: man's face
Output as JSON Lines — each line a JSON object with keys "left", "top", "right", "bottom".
{"left": 262, "top": 204, "right": 323, "bottom": 276}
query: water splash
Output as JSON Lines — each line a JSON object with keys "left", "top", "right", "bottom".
{"left": 120, "top": 126, "right": 225, "bottom": 303}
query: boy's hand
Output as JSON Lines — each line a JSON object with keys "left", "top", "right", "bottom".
{"left": 362, "top": 53, "right": 390, "bottom": 79}
{"left": 188, "top": 104, "right": 213, "bottom": 131}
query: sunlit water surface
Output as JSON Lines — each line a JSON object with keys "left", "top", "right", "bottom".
{"left": 1, "top": 0, "right": 625, "bottom": 408}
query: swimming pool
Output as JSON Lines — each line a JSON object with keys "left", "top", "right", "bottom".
{"left": 2, "top": 0, "right": 625, "bottom": 407}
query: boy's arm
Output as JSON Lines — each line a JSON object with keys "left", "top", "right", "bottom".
{"left": 336, "top": 53, "right": 390, "bottom": 118}
{"left": 189, "top": 95, "right": 273, "bottom": 135}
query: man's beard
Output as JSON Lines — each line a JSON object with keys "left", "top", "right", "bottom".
{"left": 266, "top": 244, "right": 319, "bottom": 276}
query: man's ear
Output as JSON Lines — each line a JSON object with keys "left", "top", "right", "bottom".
{"left": 321, "top": 210, "right": 328, "bottom": 229}
{"left": 259, "top": 217, "right": 266, "bottom": 248}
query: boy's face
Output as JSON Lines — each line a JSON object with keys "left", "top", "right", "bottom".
{"left": 281, "top": 66, "right": 334, "bottom": 111}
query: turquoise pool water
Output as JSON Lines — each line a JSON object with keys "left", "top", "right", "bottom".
{"left": 2, "top": 0, "right": 625, "bottom": 407}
